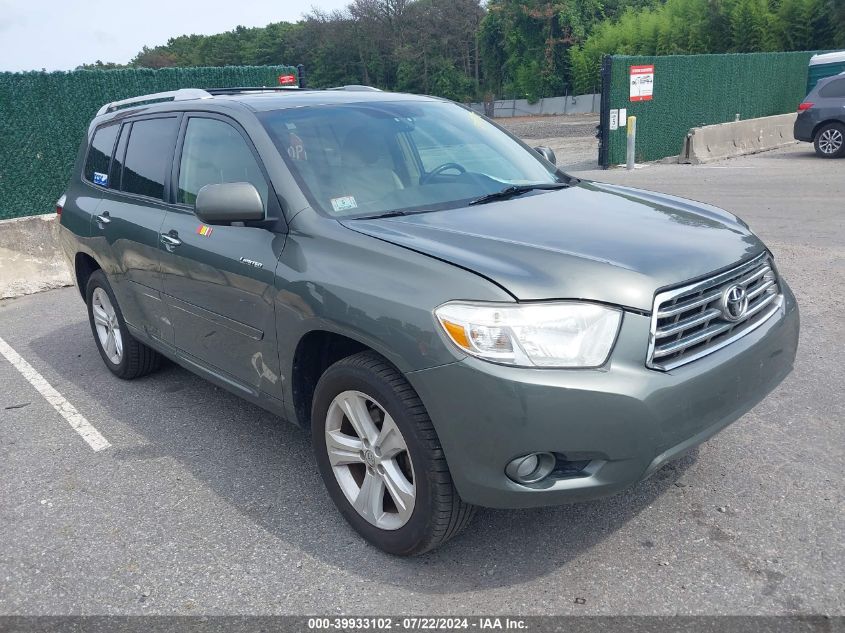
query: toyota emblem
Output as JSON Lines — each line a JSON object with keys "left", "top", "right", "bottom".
{"left": 721, "top": 284, "right": 749, "bottom": 321}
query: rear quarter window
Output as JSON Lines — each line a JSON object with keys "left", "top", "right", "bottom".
{"left": 83, "top": 124, "right": 119, "bottom": 186}
{"left": 819, "top": 78, "right": 845, "bottom": 99}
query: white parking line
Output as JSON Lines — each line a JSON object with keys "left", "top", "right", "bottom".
{"left": 0, "top": 335, "right": 110, "bottom": 452}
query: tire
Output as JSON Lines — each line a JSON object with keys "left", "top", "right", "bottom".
{"left": 85, "top": 270, "right": 161, "bottom": 380}
{"left": 813, "top": 122, "right": 845, "bottom": 158}
{"left": 311, "top": 351, "right": 475, "bottom": 555}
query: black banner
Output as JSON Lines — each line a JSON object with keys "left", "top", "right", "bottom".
{"left": 0, "top": 616, "right": 840, "bottom": 633}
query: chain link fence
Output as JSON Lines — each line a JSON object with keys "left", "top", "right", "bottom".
{"left": 599, "top": 51, "right": 816, "bottom": 167}
{"left": 0, "top": 65, "right": 296, "bottom": 220}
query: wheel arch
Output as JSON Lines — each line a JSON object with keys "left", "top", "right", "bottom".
{"left": 812, "top": 119, "right": 845, "bottom": 140}
{"left": 291, "top": 329, "right": 405, "bottom": 429}
{"left": 74, "top": 252, "right": 102, "bottom": 300}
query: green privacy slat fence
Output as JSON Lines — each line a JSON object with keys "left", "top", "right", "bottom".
{"left": 0, "top": 65, "right": 297, "bottom": 220}
{"left": 601, "top": 51, "right": 816, "bottom": 167}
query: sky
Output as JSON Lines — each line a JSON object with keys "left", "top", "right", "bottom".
{"left": 0, "top": 0, "right": 350, "bottom": 72}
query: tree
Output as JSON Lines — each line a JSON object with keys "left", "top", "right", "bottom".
{"left": 730, "top": 0, "right": 769, "bottom": 52}
{"left": 479, "top": 0, "right": 572, "bottom": 101}
{"left": 76, "top": 60, "right": 129, "bottom": 70}
{"left": 833, "top": 0, "right": 845, "bottom": 46}
{"left": 569, "top": 0, "right": 839, "bottom": 91}
{"left": 109, "top": 0, "right": 841, "bottom": 103}
{"left": 132, "top": 46, "right": 179, "bottom": 68}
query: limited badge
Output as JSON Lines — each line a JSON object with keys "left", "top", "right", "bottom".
{"left": 93, "top": 172, "right": 108, "bottom": 187}
{"left": 330, "top": 196, "right": 358, "bottom": 212}
{"left": 196, "top": 224, "right": 213, "bottom": 237}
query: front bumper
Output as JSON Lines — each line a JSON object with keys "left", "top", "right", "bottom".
{"left": 407, "top": 283, "right": 799, "bottom": 509}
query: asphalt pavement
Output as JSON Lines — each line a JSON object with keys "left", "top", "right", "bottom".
{"left": 0, "top": 144, "right": 842, "bottom": 616}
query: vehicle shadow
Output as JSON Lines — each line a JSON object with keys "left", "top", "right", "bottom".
{"left": 30, "top": 320, "right": 697, "bottom": 593}
{"left": 756, "top": 146, "right": 819, "bottom": 160}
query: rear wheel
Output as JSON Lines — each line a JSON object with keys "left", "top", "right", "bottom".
{"left": 813, "top": 122, "right": 845, "bottom": 158}
{"left": 86, "top": 270, "right": 161, "bottom": 379}
{"left": 311, "top": 351, "right": 475, "bottom": 555}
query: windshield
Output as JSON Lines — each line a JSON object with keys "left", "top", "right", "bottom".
{"left": 258, "top": 100, "right": 567, "bottom": 219}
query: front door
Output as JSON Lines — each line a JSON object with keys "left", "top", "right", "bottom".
{"left": 158, "top": 115, "right": 285, "bottom": 396}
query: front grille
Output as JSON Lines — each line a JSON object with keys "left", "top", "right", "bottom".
{"left": 647, "top": 252, "right": 782, "bottom": 371}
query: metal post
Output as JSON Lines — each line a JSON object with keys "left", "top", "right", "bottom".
{"left": 626, "top": 116, "right": 637, "bottom": 170}
{"left": 598, "top": 55, "right": 612, "bottom": 169}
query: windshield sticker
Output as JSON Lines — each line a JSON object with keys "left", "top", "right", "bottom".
{"left": 330, "top": 196, "right": 358, "bottom": 213}
{"left": 92, "top": 172, "right": 108, "bottom": 187}
{"left": 287, "top": 132, "right": 307, "bottom": 161}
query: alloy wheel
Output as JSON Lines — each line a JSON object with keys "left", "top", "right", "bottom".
{"left": 325, "top": 390, "right": 416, "bottom": 530}
{"left": 818, "top": 128, "right": 843, "bottom": 155}
{"left": 92, "top": 287, "right": 123, "bottom": 365}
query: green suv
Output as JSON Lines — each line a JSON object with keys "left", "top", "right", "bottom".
{"left": 58, "top": 87, "right": 799, "bottom": 555}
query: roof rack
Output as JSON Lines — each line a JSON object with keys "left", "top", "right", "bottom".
{"left": 327, "top": 85, "right": 382, "bottom": 92}
{"left": 96, "top": 64, "right": 309, "bottom": 116}
{"left": 96, "top": 88, "right": 212, "bottom": 116}
{"left": 94, "top": 85, "right": 311, "bottom": 117}
{"left": 204, "top": 86, "right": 304, "bottom": 95}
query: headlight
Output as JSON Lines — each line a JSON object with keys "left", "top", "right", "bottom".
{"left": 434, "top": 301, "right": 622, "bottom": 368}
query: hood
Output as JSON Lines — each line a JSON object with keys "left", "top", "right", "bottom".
{"left": 341, "top": 181, "right": 766, "bottom": 311}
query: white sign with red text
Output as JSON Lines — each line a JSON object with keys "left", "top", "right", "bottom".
{"left": 630, "top": 65, "right": 654, "bottom": 102}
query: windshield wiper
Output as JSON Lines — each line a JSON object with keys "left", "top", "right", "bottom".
{"left": 350, "top": 182, "right": 572, "bottom": 219}
{"left": 353, "top": 209, "right": 414, "bottom": 220}
{"left": 468, "top": 183, "right": 569, "bottom": 206}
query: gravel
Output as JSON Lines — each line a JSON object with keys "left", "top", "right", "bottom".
{"left": 498, "top": 114, "right": 599, "bottom": 140}
{"left": 499, "top": 114, "right": 600, "bottom": 172}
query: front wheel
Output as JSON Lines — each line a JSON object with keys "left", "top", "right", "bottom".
{"left": 311, "top": 351, "right": 475, "bottom": 555}
{"left": 813, "top": 122, "right": 845, "bottom": 158}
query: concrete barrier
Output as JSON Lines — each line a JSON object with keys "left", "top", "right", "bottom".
{"left": 0, "top": 214, "right": 72, "bottom": 299}
{"left": 679, "top": 113, "right": 798, "bottom": 164}
{"left": 469, "top": 94, "right": 601, "bottom": 117}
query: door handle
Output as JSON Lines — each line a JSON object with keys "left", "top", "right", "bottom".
{"left": 160, "top": 233, "right": 182, "bottom": 249}
{"left": 95, "top": 211, "right": 111, "bottom": 227}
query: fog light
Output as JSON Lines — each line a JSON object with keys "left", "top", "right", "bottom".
{"left": 505, "top": 452, "right": 555, "bottom": 484}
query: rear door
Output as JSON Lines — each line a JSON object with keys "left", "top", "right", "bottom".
{"left": 92, "top": 115, "right": 181, "bottom": 346}
{"left": 69, "top": 123, "right": 120, "bottom": 247}
{"left": 158, "top": 114, "right": 286, "bottom": 396}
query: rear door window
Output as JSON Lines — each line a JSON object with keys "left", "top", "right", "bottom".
{"left": 84, "top": 124, "right": 119, "bottom": 186}
{"left": 121, "top": 117, "right": 179, "bottom": 200}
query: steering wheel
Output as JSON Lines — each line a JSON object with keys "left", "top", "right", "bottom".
{"left": 421, "top": 162, "right": 467, "bottom": 184}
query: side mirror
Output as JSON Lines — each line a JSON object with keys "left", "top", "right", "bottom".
{"left": 534, "top": 146, "right": 556, "bottom": 166}
{"left": 195, "top": 182, "right": 265, "bottom": 224}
